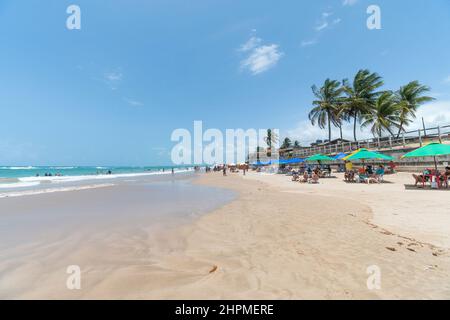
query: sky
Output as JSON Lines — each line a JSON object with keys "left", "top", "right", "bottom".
{"left": 1, "top": 0, "right": 450, "bottom": 166}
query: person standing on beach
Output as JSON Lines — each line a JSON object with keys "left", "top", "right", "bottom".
{"left": 171, "top": 168, "right": 174, "bottom": 175}
{"left": 222, "top": 165, "right": 227, "bottom": 176}
{"left": 345, "top": 160, "right": 353, "bottom": 173}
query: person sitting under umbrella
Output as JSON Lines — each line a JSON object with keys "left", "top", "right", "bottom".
{"left": 369, "top": 165, "right": 385, "bottom": 184}
{"left": 438, "top": 166, "right": 450, "bottom": 188}
{"left": 310, "top": 171, "right": 320, "bottom": 184}
{"left": 357, "top": 167, "right": 369, "bottom": 183}
{"left": 445, "top": 166, "right": 450, "bottom": 188}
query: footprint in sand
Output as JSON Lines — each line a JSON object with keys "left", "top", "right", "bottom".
{"left": 424, "top": 265, "right": 438, "bottom": 271}
{"left": 209, "top": 265, "right": 218, "bottom": 273}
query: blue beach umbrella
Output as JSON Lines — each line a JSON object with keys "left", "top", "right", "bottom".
{"left": 333, "top": 152, "right": 348, "bottom": 160}
{"left": 286, "top": 158, "right": 305, "bottom": 164}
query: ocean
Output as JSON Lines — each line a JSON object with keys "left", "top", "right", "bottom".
{"left": 0, "top": 165, "right": 194, "bottom": 191}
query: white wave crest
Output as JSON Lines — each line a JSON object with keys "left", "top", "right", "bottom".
{"left": 0, "top": 184, "right": 114, "bottom": 198}
{"left": 0, "top": 166, "right": 37, "bottom": 170}
{"left": 0, "top": 181, "right": 41, "bottom": 189}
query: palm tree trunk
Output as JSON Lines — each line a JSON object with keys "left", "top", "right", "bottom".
{"left": 328, "top": 114, "right": 332, "bottom": 142}
{"left": 387, "top": 127, "right": 395, "bottom": 137}
{"left": 339, "top": 124, "right": 343, "bottom": 140}
{"left": 396, "top": 121, "right": 403, "bottom": 139}
{"left": 353, "top": 115, "right": 357, "bottom": 141}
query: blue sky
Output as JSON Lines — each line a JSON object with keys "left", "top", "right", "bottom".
{"left": 1, "top": 0, "right": 450, "bottom": 166}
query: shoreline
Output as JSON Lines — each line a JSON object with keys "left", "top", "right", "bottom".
{"left": 0, "top": 168, "right": 195, "bottom": 192}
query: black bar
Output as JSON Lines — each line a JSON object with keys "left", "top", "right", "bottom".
{"left": 0, "top": 300, "right": 447, "bottom": 319}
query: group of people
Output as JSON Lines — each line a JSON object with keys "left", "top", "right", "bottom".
{"left": 344, "top": 163, "right": 385, "bottom": 184}
{"left": 291, "top": 165, "right": 331, "bottom": 184}
{"left": 412, "top": 166, "right": 450, "bottom": 188}
{"left": 36, "top": 172, "right": 63, "bottom": 177}
{"left": 212, "top": 164, "right": 248, "bottom": 176}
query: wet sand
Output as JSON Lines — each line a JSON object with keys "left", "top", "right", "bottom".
{"left": 0, "top": 174, "right": 235, "bottom": 299}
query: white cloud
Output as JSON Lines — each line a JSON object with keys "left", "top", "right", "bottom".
{"left": 314, "top": 11, "right": 341, "bottom": 32}
{"left": 301, "top": 39, "right": 318, "bottom": 47}
{"left": 315, "top": 22, "right": 329, "bottom": 32}
{"left": 301, "top": 11, "right": 341, "bottom": 48}
{"left": 413, "top": 100, "right": 450, "bottom": 128}
{"left": 103, "top": 71, "right": 123, "bottom": 90}
{"left": 239, "top": 36, "right": 262, "bottom": 52}
{"left": 343, "top": 0, "right": 358, "bottom": 6}
{"left": 239, "top": 36, "right": 283, "bottom": 75}
{"left": 104, "top": 71, "right": 122, "bottom": 82}
{"left": 287, "top": 119, "right": 371, "bottom": 145}
{"left": 124, "top": 97, "right": 144, "bottom": 107}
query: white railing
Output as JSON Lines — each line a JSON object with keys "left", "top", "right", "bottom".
{"left": 292, "top": 124, "right": 449, "bottom": 158}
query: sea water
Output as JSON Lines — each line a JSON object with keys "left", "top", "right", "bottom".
{"left": 0, "top": 165, "right": 193, "bottom": 192}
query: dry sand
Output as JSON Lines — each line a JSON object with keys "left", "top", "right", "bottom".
{"left": 1, "top": 171, "right": 449, "bottom": 299}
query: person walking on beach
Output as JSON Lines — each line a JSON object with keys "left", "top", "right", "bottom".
{"left": 171, "top": 167, "right": 174, "bottom": 175}
{"left": 222, "top": 165, "right": 227, "bottom": 176}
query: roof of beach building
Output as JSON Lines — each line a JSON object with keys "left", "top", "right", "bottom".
{"left": 312, "top": 138, "right": 353, "bottom": 146}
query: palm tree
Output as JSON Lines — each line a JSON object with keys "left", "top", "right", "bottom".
{"left": 264, "top": 129, "right": 279, "bottom": 156}
{"left": 293, "top": 140, "right": 300, "bottom": 149}
{"left": 279, "top": 137, "right": 292, "bottom": 158}
{"left": 256, "top": 145, "right": 264, "bottom": 162}
{"left": 308, "top": 79, "right": 343, "bottom": 142}
{"left": 395, "top": 81, "right": 434, "bottom": 138}
{"left": 332, "top": 100, "right": 349, "bottom": 141}
{"left": 280, "top": 137, "right": 292, "bottom": 149}
{"left": 361, "top": 91, "right": 400, "bottom": 138}
{"left": 342, "top": 69, "right": 384, "bottom": 141}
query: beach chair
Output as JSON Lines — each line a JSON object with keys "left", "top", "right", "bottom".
{"left": 357, "top": 174, "right": 369, "bottom": 184}
{"left": 376, "top": 173, "right": 384, "bottom": 183}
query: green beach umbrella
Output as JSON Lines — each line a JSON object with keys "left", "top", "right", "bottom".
{"left": 343, "top": 148, "right": 393, "bottom": 161}
{"left": 401, "top": 142, "right": 450, "bottom": 171}
{"left": 305, "top": 154, "right": 335, "bottom": 162}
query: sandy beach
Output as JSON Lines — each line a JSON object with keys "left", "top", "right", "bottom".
{"left": 150, "top": 171, "right": 450, "bottom": 299}
{"left": 1, "top": 171, "right": 449, "bottom": 299}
